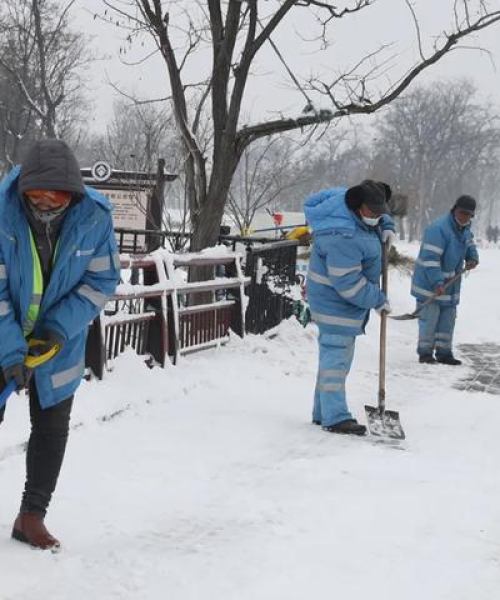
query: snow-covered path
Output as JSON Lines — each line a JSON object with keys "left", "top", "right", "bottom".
{"left": 1, "top": 245, "right": 500, "bottom": 600}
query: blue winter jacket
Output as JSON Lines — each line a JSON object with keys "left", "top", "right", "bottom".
{"left": 411, "top": 213, "right": 479, "bottom": 306}
{"left": 305, "top": 187, "right": 394, "bottom": 336}
{"left": 0, "top": 167, "right": 121, "bottom": 408}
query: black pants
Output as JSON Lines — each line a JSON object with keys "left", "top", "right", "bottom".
{"left": 0, "top": 372, "right": 73, "bottom": 517}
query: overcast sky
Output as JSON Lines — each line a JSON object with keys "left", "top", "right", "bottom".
{"left": 75, "top": 0, "right": 500, "bottom": 133}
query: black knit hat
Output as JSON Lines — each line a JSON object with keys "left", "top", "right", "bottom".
{"left": 453, "top": 195, "right": 476, "bottom": 216}
{"left": 345, "top": 179, "right": 392, "bottom": 215}
{"left": 18, "top": 139, "right": 85, "bottom": 196}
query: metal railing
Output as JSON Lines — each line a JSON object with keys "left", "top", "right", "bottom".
{"left": 244, "top": 240, "right": 299, "bottom": 334}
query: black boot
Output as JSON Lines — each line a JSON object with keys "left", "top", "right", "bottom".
{"left": 322, "top": 419, "right": 367, "bottom": 436}
{"left": 419, "top": 354, "right": 436, "bottom": 364}
{"left": 436, "top": 355, "right": 462, "bottom": 366}
{"left": 312, "top": 419, "right": 321, "bottom": 426}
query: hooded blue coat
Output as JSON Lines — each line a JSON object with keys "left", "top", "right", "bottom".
{"left": 0, "top": 167, "right": 120, "bottom": 408}
{"left": 305, "top": 187, "right": 393, "bottom": 336}
{"left": 411, "top": 213, "right": 478, "bottom": 306}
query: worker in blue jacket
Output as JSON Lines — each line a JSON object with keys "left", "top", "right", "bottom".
{"left": 411, "top": 195, "right": 479, "bottom": 365}
{"left": 0, "top": 140, "right": 120, "bottom": 549}
{"left": 305, "top": 180, "right": 395, "bottom": 436}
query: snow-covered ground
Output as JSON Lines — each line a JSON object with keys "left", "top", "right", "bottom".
{"left": 1, "top": 244, "right": 500, "bottom": 600}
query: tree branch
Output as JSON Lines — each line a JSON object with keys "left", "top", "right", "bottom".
{"left": 237, "top": 9, "right": 500, "bottom": 148}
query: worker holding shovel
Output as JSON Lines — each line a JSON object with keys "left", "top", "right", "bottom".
{"left": 0, "top": 140, "right": 120, "bottom": 550}
{"left": 304, "top": 180, "right": 396, "bottom": 436}
{"left": 411, "top": 195, "right": 479, "bottom": 365}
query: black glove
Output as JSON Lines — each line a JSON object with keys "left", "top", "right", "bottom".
{"left": 29, "top": 330, "right": 65, "bottom": 358}
{"left": 45, "top": 330, "right": 65, "bottom": 347}
{"left": 3, "top": 362, "right": 30, "bottom": 391}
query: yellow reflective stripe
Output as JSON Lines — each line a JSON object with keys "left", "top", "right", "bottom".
{"left": 23, "top": 229, "right": 44, "bottom": 336}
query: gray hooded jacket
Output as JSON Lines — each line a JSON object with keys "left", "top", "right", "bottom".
{"left": 18, "top": 140, "right": 85, "bottom": 284}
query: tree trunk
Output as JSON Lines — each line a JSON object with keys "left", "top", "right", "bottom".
{"left": 190, "top": 191, "right": 227, "bottom": 251}
{"left": 45, "top": 111, "right": 57, "bottom": 139}
{"left": 146, "top": 158, "right": 166, "bottom": 252}
{"left": 190, "top": 149, "right": 238, "bottom": 252}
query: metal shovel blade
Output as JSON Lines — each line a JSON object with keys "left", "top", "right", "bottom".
{"left": 364, "top": 405, "right": 405, "bottom": 440}
{"left": 390, "top": 270, "right": 469, "bottom": 322}
{"left": 389, "top": 312, "right": 418, "bottom": 321}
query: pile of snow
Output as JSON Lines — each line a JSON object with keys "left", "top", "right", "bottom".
{"left": 1, "top": 248, "right": 499, "bottom": 599}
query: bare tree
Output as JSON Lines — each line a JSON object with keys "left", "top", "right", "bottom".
{"left": 78, "top": 98, "right": 194, "bottom": 245}
{"left": 77, "top": 99, "right": 181, "bottom": 231}
{"left": 0, "top": 64, "right": 37, "bottom": 172}
{"left": 0, "top": 28, "right": 42, "bottom": 171}
{"left": 100, "top": 0, "right": 500, "bottom": 251}
{"left": 479, "top": 152, "right": 500, "bottom": 234}
{"left": 87, "top": 99, "right": 175, "bottom": 173}
{"left": 280, "top": 124, "right": 372, "bottom": 212}
{"left": 227, "top": 135, "right": 306, "bottom": 233}
{"left": 0, "top": 0, "right": 89, "bottom": 140}
{"left": 371, "top": 79, "right": 500, "bottom": 238}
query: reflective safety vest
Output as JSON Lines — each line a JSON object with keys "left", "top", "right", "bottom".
{"left": 23, "top": 228, "right": 44, "bottom": 337}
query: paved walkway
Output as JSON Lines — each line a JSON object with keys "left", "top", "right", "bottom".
{"left": 455, "top": 343, "right": 500, "bottom": 395}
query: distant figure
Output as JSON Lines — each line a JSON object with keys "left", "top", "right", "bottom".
{"left": 486, "top": 224, "right": 494, "bottom": 243}
{"left": 493, "top": 225, "right": 499, "bottom": 244}
{"left": 411, "top": 195, "right": 479, "bottom": 366}
{"left": 304, "top": 180, "right": 395, "bottom": 436}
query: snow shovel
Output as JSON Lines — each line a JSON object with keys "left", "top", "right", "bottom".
{"left": 390, "top": 269, "right": 467, "bottom": 321}
{"left": 365, "top": 242, "right": 405, "bottom": 440}
{"left": 0, "top": 339, "right": 61, "bottom": 410}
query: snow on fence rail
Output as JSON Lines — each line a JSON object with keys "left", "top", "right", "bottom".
{"left": 93, "top": 249, "right": 250, "bottom": 375}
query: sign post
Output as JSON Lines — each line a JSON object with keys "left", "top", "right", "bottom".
{"left": 81, "top": 161, "right": 177, "bottom": 252}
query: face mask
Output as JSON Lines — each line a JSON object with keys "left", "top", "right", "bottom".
{"left": 28, "top": 202, "right": 67, "bottom": 224}
{"left": 455, "top": 216, "right": 470, "bottom": 228}
{"left": 362, "top": 215, "right": 381, "bottom": 227}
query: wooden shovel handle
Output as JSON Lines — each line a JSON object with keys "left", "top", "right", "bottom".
{"left": 415, "top": 269, "right": 467, "bottom": 312}
{"left": 379, "top": 240, "right": 390, "bottom": 412}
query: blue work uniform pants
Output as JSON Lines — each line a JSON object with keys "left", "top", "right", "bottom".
{"left": 312, "top": 333, "right": 355, "bottom": 427}
{"left": 417, "top": 301, "right": 457, "bottom": 358}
